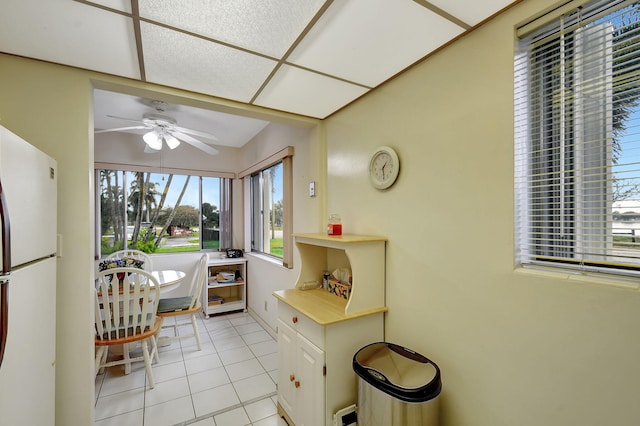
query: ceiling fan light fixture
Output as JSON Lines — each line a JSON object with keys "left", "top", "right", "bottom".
{"left": 143, "top": 130, "right": 162, "bottom": 150}
{"left": 165, "top": 134, "right": 180, "bottom": 149}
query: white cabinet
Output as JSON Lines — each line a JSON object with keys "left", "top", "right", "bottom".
{"left": 277, "top": 317, "right": 325, "bottom": 426}
{"left": 274, "top": 234, "right": 387, "bottom": 426}
{"left": 202, "top": 257, "right": 247, "bottom": 316}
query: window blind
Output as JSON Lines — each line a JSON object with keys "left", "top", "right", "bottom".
{"left": 515, "top": 0, "right": 640, "bottom": 279}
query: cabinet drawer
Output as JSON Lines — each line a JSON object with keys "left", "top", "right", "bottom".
{"left": 278, "top": 302, "right": 324, "bottom": 349}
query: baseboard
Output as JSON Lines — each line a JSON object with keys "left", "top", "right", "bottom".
{"left": 248, "top": 307, "right": 277, "bottom": 340}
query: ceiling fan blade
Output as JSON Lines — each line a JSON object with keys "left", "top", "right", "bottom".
{"left": 106, "top": 114, "right": 146, "bottom": 124}
{"left": 172, "top": 131, "right": 219, "bottom": 155}
{"left": 95, "top": 126, "right": 148, "bottom": 134}
{"left": 173, "top": 125, "right": 219, "bottom": 141}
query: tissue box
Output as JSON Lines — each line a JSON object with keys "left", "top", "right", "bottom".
{"left": 328, "top": 278, "right": 351, "bottom": 300}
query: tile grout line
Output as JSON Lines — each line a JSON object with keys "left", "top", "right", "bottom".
{"left": 96, "top": 311, "right": 279, "bottom": 425}
{"left": 177, "top": 390, "right": 279, "bottom": 426}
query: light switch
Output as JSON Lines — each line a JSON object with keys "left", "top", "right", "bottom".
{"left": 309, "top": 181, "right": 316, "bottom": 197}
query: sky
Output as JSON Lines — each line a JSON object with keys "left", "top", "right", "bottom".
{"left": 127, "top": 172, "right": 220, "bottom": 209}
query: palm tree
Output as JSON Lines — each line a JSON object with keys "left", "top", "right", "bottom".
{"left": 154, "top": 175, "right": 191, "bottom": 248}
{"left": 128, "top": 172, "right": 159, "bottom": 246}
{"left": 100, "top": 170, "right": 124, "bottom": 249}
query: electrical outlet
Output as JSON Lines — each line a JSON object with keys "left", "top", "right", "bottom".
{"left": 309, "top": 181, "right": 316, "bottom": 197}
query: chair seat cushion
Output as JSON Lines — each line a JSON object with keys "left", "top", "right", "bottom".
{"left": 158, "top": 296, "right": 193, "bottom": 313}
{"left": 96, "top": 314, "right": 156, "bottom": 340}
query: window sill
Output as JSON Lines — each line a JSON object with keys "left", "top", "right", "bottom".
{"left": 245, "top": 251, "right": 287, "bottom": 268}
{"left": 514, "top": 266, "right": 640, "bottom": 290}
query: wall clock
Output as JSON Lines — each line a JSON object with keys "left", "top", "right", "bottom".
{"left": 369, "top": 146, "right": 400, "bottom": 189}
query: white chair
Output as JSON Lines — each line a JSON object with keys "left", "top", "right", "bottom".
{"left": 106, "top": 249, "right": 153, "bottom": 271}
{"left": 94, "top": 267, "right": 162, "bottom": 388}
{"left": 156, "top": 254, "right": 207, "bottom": 350}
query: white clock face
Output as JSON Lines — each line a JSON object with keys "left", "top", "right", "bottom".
{"left": 372, "top": 152, "right": 394, "bottom": 181}
{"left": 369, "top": 146, "right": 399, "bottom": 189}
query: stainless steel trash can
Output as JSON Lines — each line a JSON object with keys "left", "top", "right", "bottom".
{"left": 353, "top": 342, "right": 441, "bottom": 426}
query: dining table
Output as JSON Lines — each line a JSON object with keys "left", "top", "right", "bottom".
{"left": 151, "top": 269, "right": 186, "bottom": 293}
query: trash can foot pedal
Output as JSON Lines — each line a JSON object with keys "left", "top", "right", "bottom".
{"left": 333, "top": 404, "right": 357, "bottom": 426}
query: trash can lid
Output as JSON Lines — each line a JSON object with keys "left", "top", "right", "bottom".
{"left": 353, "top": 342, "right": 442, "bottom": 403}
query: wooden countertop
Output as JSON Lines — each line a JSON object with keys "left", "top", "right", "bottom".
{"left": 273, "top": 288, "right": 387, "bottom": 326}
{"left": 293, "top": 233, "right": 387, "bottom": 243}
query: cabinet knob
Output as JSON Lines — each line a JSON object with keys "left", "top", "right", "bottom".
{"left": 289, "top": 374, "right": 295, "bottom": 382}
{"left": 294, "top": 380, "right": 300, "bottom": 388}
{"left": 292, "top": 316, "right": 298, "bottom": 324}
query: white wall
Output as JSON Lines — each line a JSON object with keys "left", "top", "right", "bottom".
{"left": 323, "top": 1, "right": 640, "bottom": 425}
{"left": 95, "top": 131, "right": 243, "bottom": 173}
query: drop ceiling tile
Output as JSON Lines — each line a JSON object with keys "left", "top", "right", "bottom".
{"left": 139, "top": 0, "right": 326, "bottom": 58}
{"left": 287, "top": 0, "right": 465, "bottom": 88}
{"left": 254, "top": 65, "right": 369, "bottom": 119}
{"left": 0, "top": 0, "right": 139, "bottom": 79}
{"left": 427, "top": 0, "right": 515, "bottom": 26}
{"left": 141, "top": 22, "right": 278, "bottom": 103}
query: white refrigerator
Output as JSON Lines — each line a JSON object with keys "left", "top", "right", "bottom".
{"left": 0, "top": 125, "right": 57, "bottom": 425}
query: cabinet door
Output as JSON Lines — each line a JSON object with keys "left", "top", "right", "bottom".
{"left": 296, "top": 333, "right": 325, "bottom": 426}
{"left": 277, "top": 319, "right": 297, "bottom": 418}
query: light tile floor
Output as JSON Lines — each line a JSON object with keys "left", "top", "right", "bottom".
{"left": 94, "top": 311, "right": 288, "bottom": 426}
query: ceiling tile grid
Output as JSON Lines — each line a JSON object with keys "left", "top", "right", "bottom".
{"left": 138, "top": 0, "right": 327, "bottom": 58}
{"left": 0, "top": 0, "right": 140, "bottom": 79}
{"left": 1, "top": 0, "right": 518, "bottom": 119}
{"left": 254, "top": 64, "right": 369, "bottom": 119}
{"left": 285, "top": 0, "right": 466, "bottom": 88}
{"left": 141, "top": 22, "right": 278, "bottom": 103}
{"left": 427, "top": 0, "right": 516, "bottom": 26}
{"left": 90, "top": 0, "right": 131, "bottom": 13}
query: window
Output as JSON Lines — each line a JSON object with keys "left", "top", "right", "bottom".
{"left": 251, "top": 162, "right": 283, "bottom": 258}
{"left": 241, "top": 147, "right": 293, "bottom": 268}
{"left": 97, "top": 169, "right": 231, "bottom": 256}
{"left": 515, "top": 0, "right": 640, "bottom": 280}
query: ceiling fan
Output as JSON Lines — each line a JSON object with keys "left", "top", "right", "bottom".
{"left": 95, "top": 100, "right": 220, "bottom": 155}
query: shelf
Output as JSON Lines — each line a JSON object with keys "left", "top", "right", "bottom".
{"left": 293, "top": 233, "right": 387, "bottom": 244}
{"left": 203, "top": 257, "right": 247, "bottom": 316}
{"left": 292, "top": 233, "right": 386, "bottom": 315}
{"left": 207, "top": 279, "right": 245, "bottom": 289}
{"left": 206, "top": 299, "right": 245, "bottom": 313}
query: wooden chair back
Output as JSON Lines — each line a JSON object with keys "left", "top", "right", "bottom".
{"left": 105, "top": 249, "right": 153, "bottom": 271}
{"left": 94, "top": 267, "right": 160, "bottom": 344}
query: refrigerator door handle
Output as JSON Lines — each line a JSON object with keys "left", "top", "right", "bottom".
{"left": 0, "top": 177, "right": 9, "bottom": 275}
{"left": 0, "top": 177, "right": 10, "bottom": 368}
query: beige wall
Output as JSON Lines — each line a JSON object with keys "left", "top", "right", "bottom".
{"left": 323, "top": 0, "right": 640, "bottom": 425}
{"left": 2, "top": 0, "right": 640, "bottom": 424}
{"left": 0, "top": 53, "right": 318, "bottom": 425}
{"left": 0, "top": 55, "right": 96, "bottom": 425}
{"left": 239, "top": 121, "right": 324, "bottom": 329}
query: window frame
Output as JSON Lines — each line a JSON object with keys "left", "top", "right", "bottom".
{"left": 250, "top": 161, "right": 283, "bottom": 259}
{"left": 514, "top": 0, "right": 640, "bottom": 281}
{"left": 94, "top": 163, "right": 233, "bottom": 257}
{"left": 239, "top": 147, "right": 294, "bottom": 268}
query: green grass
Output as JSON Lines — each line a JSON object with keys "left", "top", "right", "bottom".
{"left": 270, "top": 238, "right": 283, "bottom": 257}
{"left": 203, "top": 240, "right": 220, "bottom": 250}
{"left": 155, "top": 246, "right": 201, "bottom": 253}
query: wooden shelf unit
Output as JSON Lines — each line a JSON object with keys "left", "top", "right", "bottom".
{"left": 274, "top": 233, "right": 387, "bottom": 426}
{"left": 203, "top": 257, "right": 247, "bottom": 316}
